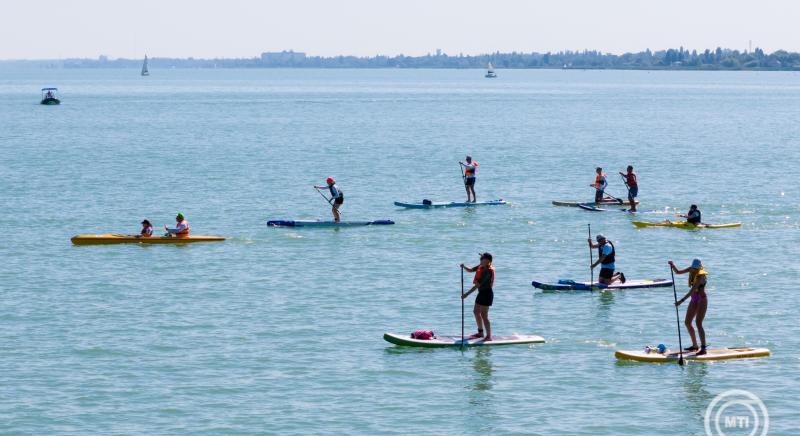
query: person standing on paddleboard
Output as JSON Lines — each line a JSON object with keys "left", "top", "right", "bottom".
{"left": 461, "top": 252, "right": 494, "bottom": 342}
{"left": 670, "top": 259, "right": 708, "bottom": 356}
{"left": 619, "top": 165, "right": 638, "bottom": 211}
{"left": 314, "top": 177, "right": 343, "bottom": 223}
{"left": 164, "top": 213, "right": 190, "bottom": 238}
{"left": 680, "top": 205, "right": 701, "bottom": 225}
{"left": 591, "top": 167, "right": 608, "bottom": 203}
{"left": 460, "top": 156, "right": 478, "bottom": 203}
{"left": 588, "top": 234, "right": 625, "bottom": 285}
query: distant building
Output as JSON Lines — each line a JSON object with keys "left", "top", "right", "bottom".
{"left": 260, "top": 50, "right": 307, "bottom": 64}
{"left": 436, "top": 49, "right": 442, "bottom": 57}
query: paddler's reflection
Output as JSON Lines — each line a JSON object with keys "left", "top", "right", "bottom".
{"left": 683, "top": 362, "right": 711, "bottom": 416}
{"left": 470, "top": 348, "right": 494, "bottom": 392}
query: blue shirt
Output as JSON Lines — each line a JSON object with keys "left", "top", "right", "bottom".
{"left": 600, "top": 243, "right": 615, "bottom": 270}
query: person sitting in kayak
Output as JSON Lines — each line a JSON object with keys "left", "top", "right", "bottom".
{"left": 461, "top": 252, "right": 494, "bottom": 342}
{"left": 619, "top": 165, "right": 638, "bottom": 211}
{"left": 139, "top": 219, "right": 153, "bottom": 238}
{"left": 680, "top": 205, "right": 702, "bottom": 225}
{"left": 670, "top": 259, "right": 708, "bottom": 355}
{"left": 591, "top": 167, "right": 608, "bottom": 203}
{"left": 459, "top": 156, "right": 478, "bottom": 203}
{"left": 315, "top": 177, "right": 343, "bottom": 223}
{"left": 164, "top": 213, "right": 190, "bottom": 238}
{"left": 588, "top": 234, "right": 625, "bottom": 285}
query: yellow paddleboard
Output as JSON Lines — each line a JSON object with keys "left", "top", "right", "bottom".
{"left": 71, "top": 234, "right": 225, "bottom": 245}
{"left": 632, "top": 221, "right": 741, "bottom": 229}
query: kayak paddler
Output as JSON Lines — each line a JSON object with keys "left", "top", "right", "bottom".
{"left": 618, "top": 165, "right": 638, "bottom": 211}
{"left": 669, "top": 259, "right": 708, "bottom": 355}
{"left": 459, "top": 156, "right": 478, "bottom": 203}
{"left": 588, "top": 234, "right": 626, "bottom": 285}
{"left": 139, "top": 219, "right": 153, "bottom": 238}
{"left": 314, "top": 177, "right": 343, "bottom": 223}
{"left": 460, "top": 252, "right": 494, "bottom": 342}
{"left": 164, "top": 213, "right": 190, "bottom": 238}
{"left": 591, "top": 167, "right": 608, "bottom": 203}
{"left": 680, "top": 205, "right": 702, "bottom": 225}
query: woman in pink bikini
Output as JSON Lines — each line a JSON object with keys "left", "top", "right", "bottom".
{"left": 669, "top": 259, "right": 708, "bottom": 355}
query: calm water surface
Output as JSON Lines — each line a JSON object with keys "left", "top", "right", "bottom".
{"left": 1, "top": 68, "right": 799, "bottom": 435}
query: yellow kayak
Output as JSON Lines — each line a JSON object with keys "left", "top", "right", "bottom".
{"left": 615, "top": 347, "right": 770, "bottom": 363}
{"left": 632, "top": 220, "right": 741, "bottom": 229}
{"left": 71, "top": 234, "right": 226, "bottom": 245}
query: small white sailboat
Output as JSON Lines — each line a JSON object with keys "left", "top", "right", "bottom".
{"left": 141, "top": 55, "right": 149, "bottom": 76}
{"left": 485, "top": 62, "right": 497, "bottom": 78}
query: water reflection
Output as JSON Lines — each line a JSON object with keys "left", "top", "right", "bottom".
{"left": 683, "top": 362, "right": 712, "bottom": 420}
{"left": 470, "top": 348, "right": 494, "bottom": 392}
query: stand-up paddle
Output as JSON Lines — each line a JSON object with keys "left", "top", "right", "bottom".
{"left": 670, "top": 267, "right": 686, "bottom": 366}
{"left": 314, "top": 186, "right": 343, "bottom": 215}
{"left": 591, "top": 186, "right": 624, "bottom": 205}
{"left": 588, "top": 224, "right": 594, "bottom": 292}
{"left": 461, "top": 267, "right": 465, "bottom": 350}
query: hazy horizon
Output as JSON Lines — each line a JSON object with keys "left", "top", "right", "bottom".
{"left": 2, "top": 0, "right": 798, "bottom": 60}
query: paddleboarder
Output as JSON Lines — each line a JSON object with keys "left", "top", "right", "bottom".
{"left": 314, "top": 177, "right": 343, "bottom": 223}
{"left": 591, "top": 167, "right": 608, "bottom": 203}
{"left": 588, "top": 234, "right": 626, "bottom": 285}
{"left": 619, "top": 165, "right": 638, "bottom": 211}
{"left": 669, "top": 259, "right": 708, "bottom": 355}
{"left": 680, "top": 205, "right": 702, "bottom": 225}
{"left": 460, "top": 252, "right": 494, "bottom": 342}
{"left": 459, "top": 156, "right": 478, "bottom": 203}
{"left": 139, "top": 219, "right": 153, "bottom": 238}
{"left": 164, "top": 213, "right": 190, "bottom": 238}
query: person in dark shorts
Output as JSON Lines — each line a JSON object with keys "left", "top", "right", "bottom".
{"left": 588, "top": 234, "right": 625, "bottom": 285}
{"left": 461, "top": 252, "right": 495, "bottom": 341}
{"left": 619, "top": 165, "right": 638, "bottom": 211}
{"left": 315, "top": 177, "right": 344, "bottom": 222}
{"left": 459, "top": 156, "right": 478, "bottom": 203}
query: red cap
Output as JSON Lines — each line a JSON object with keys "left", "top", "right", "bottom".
{"left": 326, "top": 177, "right": 335, "bottom": 184}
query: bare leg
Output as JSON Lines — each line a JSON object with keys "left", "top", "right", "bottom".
{"left": 471, "top": 304, "right": 484, "bottom": 338}
{"left": 469, "top": 185, "right": 476, "bottom": 202}
{"left": 477, "top": 305, "right": 491, "bottom": 340}
{"left": 695, "top": 298, "right": 708, "bottom": 348}
{"left": 628, "top": 193, "right": 636, "bottom": 211}
{"left": 464, "top": 184, "right": 471, "bottom": 202}
{"left": 684, "top": 301, "right": 699, "bottom": 349}
{"left": 332, "top": 204, "right": 341, "bottom": 222}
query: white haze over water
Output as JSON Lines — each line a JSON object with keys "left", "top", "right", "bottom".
{"left": 1, "top": 0, "right": 799, "bottom": 59}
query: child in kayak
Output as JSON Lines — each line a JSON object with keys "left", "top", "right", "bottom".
{"left": 591, "top": 167, "right": 608, "bottom": 203}
{"left": 461, "top": 252, "right": 494, "bottom": 342}
{"left": 459, "top": 156, "right": 478, "bottom": 203}
{"left": 588, "top": 234, "right": 626, "bottom": 285}
{"left": 670, "top": 259, "right": 708, "bottom": 355}
{"left": 619, "top": 165, "right": 638, "bottom": 211}
{"left": 680, "top": 205, "right": 702, "bottom": 225}
{"left": 165, "top": 213, "right": 190, "bottom": 237}
{"left": 139, "top": 219, "right": 153, "bottom": 238}
{"left": 314, "top": 177, "right": 343, "bottom": 222}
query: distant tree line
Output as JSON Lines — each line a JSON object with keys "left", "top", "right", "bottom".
{"left": 7, "top": 47, "right": 800, "bottom": 70}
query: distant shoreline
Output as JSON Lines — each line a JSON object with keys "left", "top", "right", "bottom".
{"left": 3, "top": 47, "right": 800, "bottom": 71}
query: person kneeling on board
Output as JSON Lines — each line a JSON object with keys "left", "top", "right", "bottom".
{"left": 670, "top": 259, "right": 708, "bottom": 356}
{"left": 461, "top": 252, "right": 495, "bottom": 342}
{"left": 680, "top": 205, "right": 702, "bottom": 225}
{"left": 459, "top": 156, "right": 478, "bottom": 203}
{"left": 314, "top": 177, "right": 343, "bottom": 223}
{"left": 138, "top": 219, "right": 153, "bottom": 238}
{"left": 588, "top": 234, "right": 626, "bottom": 285}
{"left": 164, "top": 213, "right": 190, "bottom": 238}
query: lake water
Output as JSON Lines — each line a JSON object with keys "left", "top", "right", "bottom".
{"left": 1, "top": 68, "right": 799, "bottom": 435}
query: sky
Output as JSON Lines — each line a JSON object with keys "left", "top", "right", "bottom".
{"left": 2, "top": 0, "right": 799, "bottom": 59}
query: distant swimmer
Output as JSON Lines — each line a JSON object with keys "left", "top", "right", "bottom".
{"left": 165, "top": 213, "right": 190, "bottom": 237}
{"left": 670, "top": 259, "right": 708, "bottom": 355}
{"left": 680, "top": 204, "right": 702, "bottom": 225}
{"left": 591, "top": 167, "right": 608, "bottom": 203}
{"left": 314, "top": 177, "right": 343, "bottom": 223}
{"left": 588, "top": 234, "right": 626, "bottom": 285}
{"left": 139, "top": 219, "right": 153, "bottom": 238}
{"left": 619, "top": 165, "right": 638, "bottom": 212}
{"left": 461, "top": 252, "right": 495, "bottom": 342}
{"left": 459, "top": 156, "right": 478, "bottom": 203}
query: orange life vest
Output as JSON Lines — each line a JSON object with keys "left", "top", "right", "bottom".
{"left": 464, "top": 161, "right": 479, "bottom": 177}
{"left": 473, "top": 265, "right": 495, "bottom": 288}
{"left": 593, "top": 173, "right": 607, "bottom": 188}
{"left": 176, "top": 219, "right": 190, "bottom": 237}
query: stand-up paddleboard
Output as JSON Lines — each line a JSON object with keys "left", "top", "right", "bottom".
{"left": 615, "top": 347, "right": 770, "bottom": 363}
{"left": 632, "top": 220, "right": 741, "bottom": 229}
{"left": 394, "top": 199, "right": 507, "bottom": 209}
{"left": 71, "top": 234, "right": 225, "bottom": 245}
{"left": 577, "top": 204, "right": 652, "bottom": 213}
{"left": 532, "top": 278, "right": 673, "bottom": 291}
{"left": 553, "top": 200, "right": 639, "bottom": 207}
{"left": 383, "top": 332, "right": 544, "bottom": 348}
{"left": 267, "top": 219, "right": 394, "bottom": 228}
